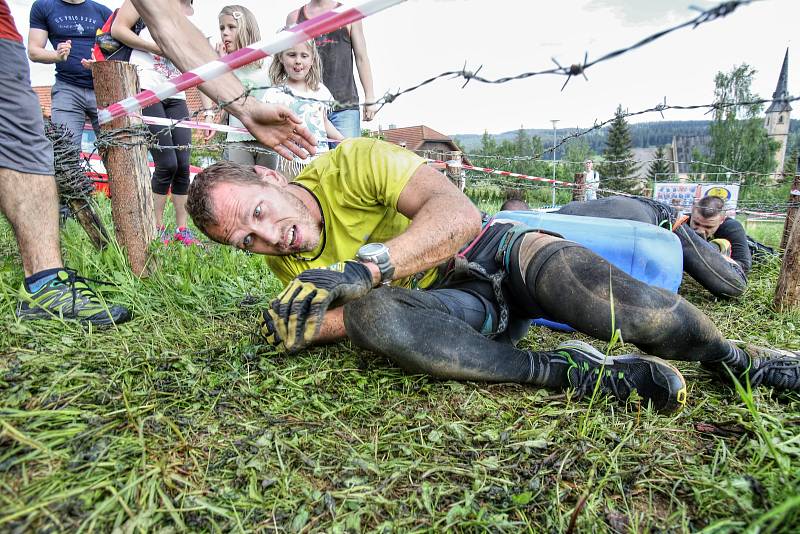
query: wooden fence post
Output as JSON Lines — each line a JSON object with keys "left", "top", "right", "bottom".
{"left": 779, "top": 173, "right": 800, "bottom": 251}
{"left": 775, "top": 212, "right": 800, "bottom": 310}
{"left": 445, "top": 152, "right": 465, "bottom": 191}
{"left": 91, "top": 61, "right": 155, "bottom": 277}
{"left": 573, "top": 172, "right": 585, "bottom": 202}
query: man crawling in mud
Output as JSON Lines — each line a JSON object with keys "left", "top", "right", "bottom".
{"left": 557, "top": 194, "right": 750, "bottom": 298}
{"left": 185, "top": 138, "right": 800, "bottom": 412}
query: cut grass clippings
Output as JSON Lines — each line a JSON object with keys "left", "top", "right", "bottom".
{"left": 1, "top": 196, "right": 799, "bottom": 532}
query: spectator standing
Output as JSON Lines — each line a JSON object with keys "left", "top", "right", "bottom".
{"left": 583, "top": 159, "right": 600, "bottom": 201}
{"left": 215, "top": 5, "right": 276, "bottom": 169}
{"left": 112, "top": 0, "right": 200, "bottom": 246}
{"left": 265, "top": 40, "right": 343, "bottom": 177}
{"left": 28, "top": 0, "right": 111, "bottom": 150}
{"left": 2, "top": 0, "right": 130, "bottom": 326}
{"left": 286, "top": 0, "right": 377, "bottom": 140}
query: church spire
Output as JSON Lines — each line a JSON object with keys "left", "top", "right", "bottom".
{"left": 766, "top": 48, "right": 791, "bottom": 114}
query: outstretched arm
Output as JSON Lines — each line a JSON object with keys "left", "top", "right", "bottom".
{"left": 129, "top": 0, "right": 316, "bottom": 160}
{"left": 111, "top": 1, "right": 160, "bottom": 55}
{"left": 387, "top": 164, "right": 482, "bottom": 280}
{"left": 350, "top": 21, "right": 378, "bottom": 121}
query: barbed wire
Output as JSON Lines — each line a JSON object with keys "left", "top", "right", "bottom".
{"left": 45, "top": 121, "right": 95, "bottom": 201}
{"left": 131, "top": 0, "right": 763, "bottom": 153}
{"left": 213, "top": 0, "right": 754, "bottom": 111}
{"left": 86, "top": 0, "right": 799, "bottom": 218}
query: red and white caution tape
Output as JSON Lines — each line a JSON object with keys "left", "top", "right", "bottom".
{"left": 139, "top": 115, "right": 340, "bottom": 144}
{"left": 141, "top": 115, "right": 244, "bottom": 134}
{"left": 462, "top": 164, "right": 578, "bottom": 188}
{"left": 98, "top": 0, "right": 405, "bottom": 125}
{"left": 737, "top": 210, "right": 787, "bottom": 217}
{"left": 428, "top": 159, "right": 579, "bottom": 188}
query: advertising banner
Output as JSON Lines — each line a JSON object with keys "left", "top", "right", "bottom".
{"left": 653, "top": 182, "right": 740, "bottom": 214}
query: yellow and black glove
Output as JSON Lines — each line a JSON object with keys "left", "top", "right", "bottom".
{"left": 260, "top": 260, "right": 374, "bottom": 352}
{"left": 710, "top": 238, "right": 732, "bottom": 257}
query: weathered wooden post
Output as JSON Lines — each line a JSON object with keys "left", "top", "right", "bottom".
{"left": 779, "top": 173, "right": 800, "bottom": 251}
{"left": 445, "top": 151, "right": 465, "bottom": 191}
{"left": 91, "top": 61, "right": 155, "bottom": 276}
{"left": 573, "top": 172, "right": 585, "bottom": 202}
{"left": 775, "top": 212, "right": 800, "bottom": 310}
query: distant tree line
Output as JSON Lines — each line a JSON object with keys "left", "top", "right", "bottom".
{"left": 455, "top": 119, "right": 799, "bottom": 156}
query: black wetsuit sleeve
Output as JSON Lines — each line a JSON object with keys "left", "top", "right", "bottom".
{"left": 714, "top": 218, "right": 752, "bottom": 274}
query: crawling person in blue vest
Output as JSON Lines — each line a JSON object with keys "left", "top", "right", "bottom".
{"left": 557, "top": 195, "right": 750, "bottom": 298}
{"left": 185, "top": 139, "right": 800, "bottom": 413}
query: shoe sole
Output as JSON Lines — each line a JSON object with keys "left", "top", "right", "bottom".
{"left": 557, "top": 340, "right": 688, "bottom": 412}
{"left": 16, "top": 307, "right": 132, "bottom": 328}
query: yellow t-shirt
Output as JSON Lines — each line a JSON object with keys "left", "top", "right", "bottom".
{"left": 266, "top": 138, "right": 439, "bottom": 289}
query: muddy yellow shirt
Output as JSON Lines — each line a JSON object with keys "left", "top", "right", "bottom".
{"left": 265, "top": 138, "right": 439, "bottom": 289}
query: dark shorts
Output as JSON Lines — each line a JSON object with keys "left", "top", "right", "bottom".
{"left": 0, "top": 38, "right": 54, "bottom": 176}
{"left": 430, "top": 221, "right": 554, "bottom": 344}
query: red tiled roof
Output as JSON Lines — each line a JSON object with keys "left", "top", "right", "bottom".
{"left": 33, "top": 86, "right": 52, "bottom": 117}
{"left": 184, "top": 87, "right": 205, "bottom": 116}
{"left": 379, "top": 125, "right": 454, "bottom": 151}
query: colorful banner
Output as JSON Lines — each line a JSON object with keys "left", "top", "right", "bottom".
{"left": 653, "top": 182, "right": 740, "bottom": 214}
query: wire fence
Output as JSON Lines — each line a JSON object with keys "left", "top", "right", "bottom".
{"left": 85, "top": 0, "right": 798, "bottom": 219}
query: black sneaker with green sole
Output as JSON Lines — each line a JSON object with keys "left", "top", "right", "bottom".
{"left": 556, "top": 340, "right": 687, "bottom": 412}
{"left": 16, "top": 269, "right": 131, "bottom": 327}
{"left": 703, "top": 343, "right": 800, "bottom": 393}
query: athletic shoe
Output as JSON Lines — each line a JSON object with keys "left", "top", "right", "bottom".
{"left": 556, "top": 340, "right": 688, "bottom": 412}
{"left": 16, "top": 269, "right": 131, "bottom": 327}
{"left": 704, "top": 343, "right": 800, "bottom": 392}
{"left": 156, "top": 225, "right": 171, "bottom": 244}
{"left": 174, "top": 227, "right": 201, "bottom": 246}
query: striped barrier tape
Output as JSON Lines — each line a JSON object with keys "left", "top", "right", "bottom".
{"left": 98, "top": 0, "right": 405, "bottom": 124}
{"left": 428, "top": 159, "right": 578, "bottom": 188}
{"left": 139, "top": 115, "right": 339, "bottom": 144}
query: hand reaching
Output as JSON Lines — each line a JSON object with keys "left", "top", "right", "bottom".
{"left": 237, "top": 100, "right": 317, "bottom": 161}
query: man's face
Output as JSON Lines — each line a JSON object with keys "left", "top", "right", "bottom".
{"left": 585, "top": 160, "right": 593, "bottom": 171}
{"left": 689, "top": 209, "right": 725, "bottom": 239}
{"left": 205, "top": 175, "right": 320, "bottom": 256}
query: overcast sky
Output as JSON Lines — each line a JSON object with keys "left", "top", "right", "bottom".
{"left": 9, "top": 0, "right": 798, "bottom": 135}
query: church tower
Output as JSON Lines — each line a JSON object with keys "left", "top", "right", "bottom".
{"left": 764, "top": 48, "right": 791, "bottom": 175}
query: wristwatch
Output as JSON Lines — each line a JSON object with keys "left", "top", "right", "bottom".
{"left": 357, "top": 243, "right": 395, "bottom": 285}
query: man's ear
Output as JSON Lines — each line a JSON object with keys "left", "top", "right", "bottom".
{"left": 253, "top": 165, "right": 288, "bottom": 187}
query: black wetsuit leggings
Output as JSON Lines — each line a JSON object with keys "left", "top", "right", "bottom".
{"left": 344, "top": 233, "right": 734, "bottom": 384}
{"left": 143, "top": 98, "right": 192, "bottom": 196}
{"left": 557, "top": 196, "right": 747, "bottom": 298}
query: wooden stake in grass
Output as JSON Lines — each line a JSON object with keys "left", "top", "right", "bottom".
{"left": 91, "top": 61, "right": 156, "bottom": 276}
{"left": 572, "top": 172, "right": 585, "bottom": 202}
{"left": 779, "top": 172, "right": 799, "bottom": 251}
{"left": 775, "top": 203, "right": 800, "bottom": 310}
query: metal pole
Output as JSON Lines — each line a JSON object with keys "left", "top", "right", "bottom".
{"left": 550, "top": 119, "right": 559, "bottom": 207}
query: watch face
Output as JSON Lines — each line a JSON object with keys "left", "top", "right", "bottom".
{"left": 359, "top": 243, "right": 386, "bottom": 257}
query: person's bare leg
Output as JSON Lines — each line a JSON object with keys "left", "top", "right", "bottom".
{"left": 172, "top": 193, "right": 188, "bottom": 229}
{"left": 0, "top": 169, "right": 62, "bottom": 277}
{"left": 153, "top": 192, "right": 168, "bottom": 228}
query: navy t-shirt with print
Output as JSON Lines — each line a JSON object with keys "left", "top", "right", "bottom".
{"left": 30, "top": 0, "right": 111, "bottom": 89}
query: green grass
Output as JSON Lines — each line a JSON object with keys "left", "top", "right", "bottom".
{"left": 1, "top": 196, "right": 799, "bottom": 532}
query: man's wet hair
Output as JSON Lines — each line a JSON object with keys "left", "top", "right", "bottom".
{"left": 500, "top": 199, "right": 530, "bottom": 211}
{"left": 500, "top": 189, "right": 529, "bottom": 211}
{"left": 186, "top": 161, "right": 266, "bottom": 237}
{"left": 693, "top": 195, "right": 725, "bottom": 218}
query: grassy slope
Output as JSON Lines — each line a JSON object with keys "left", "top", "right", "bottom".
{"left": 1, "top": 197, "right": 798, "bottom": 533}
